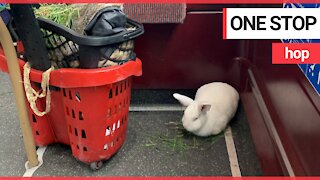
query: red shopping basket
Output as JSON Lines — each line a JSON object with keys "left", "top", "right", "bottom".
{"left": 0, "top": 48, "right": 142, "bottom": 169}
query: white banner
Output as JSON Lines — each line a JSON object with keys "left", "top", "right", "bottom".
{"left": 224, "top": 8, "right": 320, "bottom": 39}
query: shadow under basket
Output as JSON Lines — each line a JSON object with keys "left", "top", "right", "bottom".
{"left": 0, "top": 49, "right": 142, "bottom": 167}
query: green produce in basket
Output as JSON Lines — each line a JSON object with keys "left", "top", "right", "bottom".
{"left": 34, "top": 4, "right": 80, "bottom": 28}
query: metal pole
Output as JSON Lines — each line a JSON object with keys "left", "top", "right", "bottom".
{"left": 0, "top": 17, "right": 39, "bottom": 167}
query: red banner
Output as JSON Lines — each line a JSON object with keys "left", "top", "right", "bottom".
{"left": 0, "top": 177, "right": 320, "bottom": 179}
{"left": 272, "top": 43, "right": 320, "bottom": 64}
{"left": 1, "top": 0, "right": 320, "bottom": 4}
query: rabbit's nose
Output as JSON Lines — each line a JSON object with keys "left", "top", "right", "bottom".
{"left": 182, "top": 121, "right": 188, "bottom": 128}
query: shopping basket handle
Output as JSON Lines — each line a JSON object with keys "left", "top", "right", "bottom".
{"left": 37, "top": 17, "right": 144, "bottom": 46}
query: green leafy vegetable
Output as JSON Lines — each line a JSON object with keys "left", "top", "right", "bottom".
{"left": 34, "top": 4, "right": 80, "bottom": 27}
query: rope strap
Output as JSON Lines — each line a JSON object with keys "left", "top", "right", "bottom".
{"left": 23, "top": 62, "right": 53, "bottom": 117}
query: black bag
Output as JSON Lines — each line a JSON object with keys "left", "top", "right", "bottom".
{"left": 85, "top": 7, "right": 127, "bottom": 37}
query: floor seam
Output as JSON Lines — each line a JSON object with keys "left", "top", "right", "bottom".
{"left": 225, "top": 126, "right": 242, "bottom": 177}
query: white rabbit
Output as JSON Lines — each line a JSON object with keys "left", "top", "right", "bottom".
{"left": 173, "top": 82, "right": 239, "bottom": 137}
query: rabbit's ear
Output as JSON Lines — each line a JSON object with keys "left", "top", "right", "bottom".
{"left": 173, "top": 93, "right": 194, "bottom": 106}
{"left": 200, "top": 104, "right": 211, "bottom": 113}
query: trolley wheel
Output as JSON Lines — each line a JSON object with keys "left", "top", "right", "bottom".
{"left": 90, "top": 161, "right": 103, "bottom": 170}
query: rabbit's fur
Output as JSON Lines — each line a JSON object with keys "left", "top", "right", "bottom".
{"left": 173, "top": 82, "right": 239, "bottom": 137}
